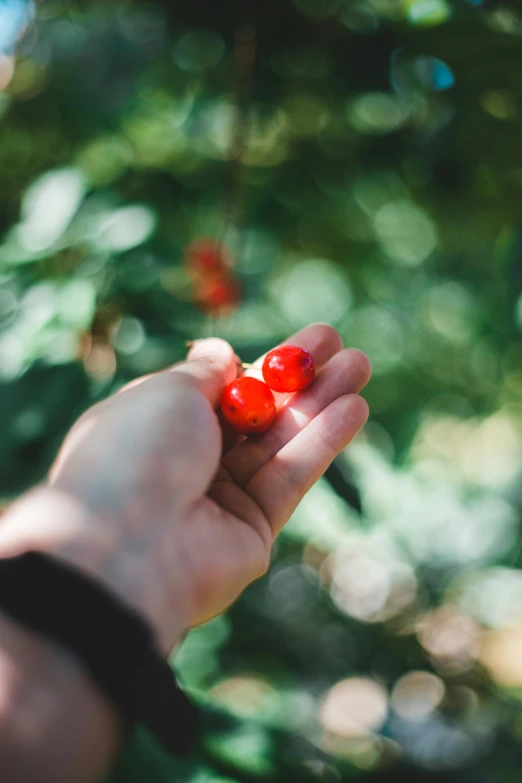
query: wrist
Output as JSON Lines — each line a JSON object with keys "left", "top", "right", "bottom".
{"left": 0, "top": 486, "right": 122, "bottom": 603}
{"left": 0, "top": 486, "right": 116, "bottom": 580}
{"left": 0, "top": 486, "right": 187, "bottom": 653}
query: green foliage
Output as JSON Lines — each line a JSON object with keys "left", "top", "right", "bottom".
{"left": 2, "top": 0, "right": 522, "bottom": 780}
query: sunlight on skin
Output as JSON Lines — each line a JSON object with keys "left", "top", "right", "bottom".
{"left": 220, "top": 323, "right": 344, "bottom": 457}
{"left": 0, "top": 488, "right": 118, "bottom": 578}
{"left": 224, "top": 346, "right": 371, "bottom": 489}
{"left": 284, "top": 406, "right": 310, "bottom": 430}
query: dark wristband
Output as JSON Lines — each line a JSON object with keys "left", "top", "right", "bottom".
{"left": 0, "top": 551, "right": 198, "bottom": 757}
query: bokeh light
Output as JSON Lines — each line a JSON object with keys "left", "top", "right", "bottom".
{"left": 391, "top": 671, "right": 445, "bottom": 721}
{"left": 319, "top": 677, "right": 388, "bottom": 739}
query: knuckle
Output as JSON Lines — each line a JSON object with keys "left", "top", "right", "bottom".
{"left": 273, "top": 455, "right": 302, "bottom": 492}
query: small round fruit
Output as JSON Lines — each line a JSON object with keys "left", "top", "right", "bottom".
{"left": 221, "top": 377, "right": 276, "bottom": 435}
{"left": 196, "top": 274, "right": 241, "bottom": 315}
{"left": 184, "top": 238, "right": 229, "bottom": 274}
{"left": 262, "top": 345, "right": 315, "bottom": 393}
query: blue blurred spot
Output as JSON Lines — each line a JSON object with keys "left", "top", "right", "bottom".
{"left": 391, "top": 51, "right": 455, "bottom": 96}
{"left": 465, "top": 0, "right": 485, "bottom": 6}
{"left": 415, "top": 56, "right": 455, "bottom": 91}
{"left": 0, "top": 0, "right": 34, "bottom": 54}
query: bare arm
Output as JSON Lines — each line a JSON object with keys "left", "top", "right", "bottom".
{"left": 0, "top": 325, "right": 371, "bottom": 782}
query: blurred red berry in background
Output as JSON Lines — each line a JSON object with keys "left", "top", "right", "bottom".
{"left": 195, "top": 274, "right": 241, "bottom": 315}
{"left": 185, "top": 237, "right": 241, "bottom": 316}
{"left": 184, "top": 238, "right": 230, "bottom": 275}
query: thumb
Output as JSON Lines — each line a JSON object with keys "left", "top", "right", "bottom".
{"left": 173, "top": 338, "right": 238, "bottom": 407}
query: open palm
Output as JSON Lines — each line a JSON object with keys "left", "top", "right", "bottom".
{"left": 178, "top": 324, "right": 371, "bottom": 633}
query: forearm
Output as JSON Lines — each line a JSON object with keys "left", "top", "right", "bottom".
{"left": 0, "top": 609, "right": 121, "bottom": 783}
{"left": 0, "top": 481, "right": 189, "bottom": 781}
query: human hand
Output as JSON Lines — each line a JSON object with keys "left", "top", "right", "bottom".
{"left": 0, "top": 325, "right": 370, "bottom": 653}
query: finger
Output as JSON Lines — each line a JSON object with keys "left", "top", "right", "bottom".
{"left": 245, "top": 323, "right": 342, "bottom": 398}
{"left": 223, "top": 349, "right": 371, "bottom": 486}
{"left": 245, "top": 394, "right": 369, "bottom": 537}
{"left": 251, "top": 323, "right": 343, "bottom": 370}
{"left": 172, "top": 337, "right": 238, "bottom": 407}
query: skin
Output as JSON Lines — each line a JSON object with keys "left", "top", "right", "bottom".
{"left": 0, "top": 323, "right": 371, "bottom": 782}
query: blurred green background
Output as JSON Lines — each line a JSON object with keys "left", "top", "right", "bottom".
{"left": 2, "top": 0, "right": 522, "bottom": 780}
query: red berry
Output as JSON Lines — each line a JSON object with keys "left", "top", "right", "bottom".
{"left": 262, "top": 345, "right": 315, "bottom": 393}
{"left": 221, "top": 377, "right": 276, "bottom": 435}
{"left": 196, "top": 274, "right": 241, "bottom": 315}
{"left": 184, "top": 238, "right": 229, "bottom": 275}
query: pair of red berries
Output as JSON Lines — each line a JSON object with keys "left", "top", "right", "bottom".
{"left": 221, "top": 345, "right": 316, "bottom": 435}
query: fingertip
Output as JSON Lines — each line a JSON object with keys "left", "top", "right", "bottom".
{"left": 187, "top": 337, "right": 235, "bottom": 364}
{"left": 346, "top": 349, "right": 372, "bottom": 389}
{"left": 334, "top": 393, "right": 370, "bottom": 432}
{"left": 355, "top": 394, "right": 370, "bottom": 424}
{"left": 175, "top": 337, "right": 238, "bottom": 405}
{"left": 294, "top": 323, "right": 343, "bottom": 356}
{"left": 284, "top": 323, "right": 343, "bottom": 369}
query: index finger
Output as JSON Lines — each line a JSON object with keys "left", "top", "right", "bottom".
{"left": 244, "top": 323, "right": 344, "bottom": 407}
{"left": 251, "top": 323, "right": 343, "bottom": 372}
